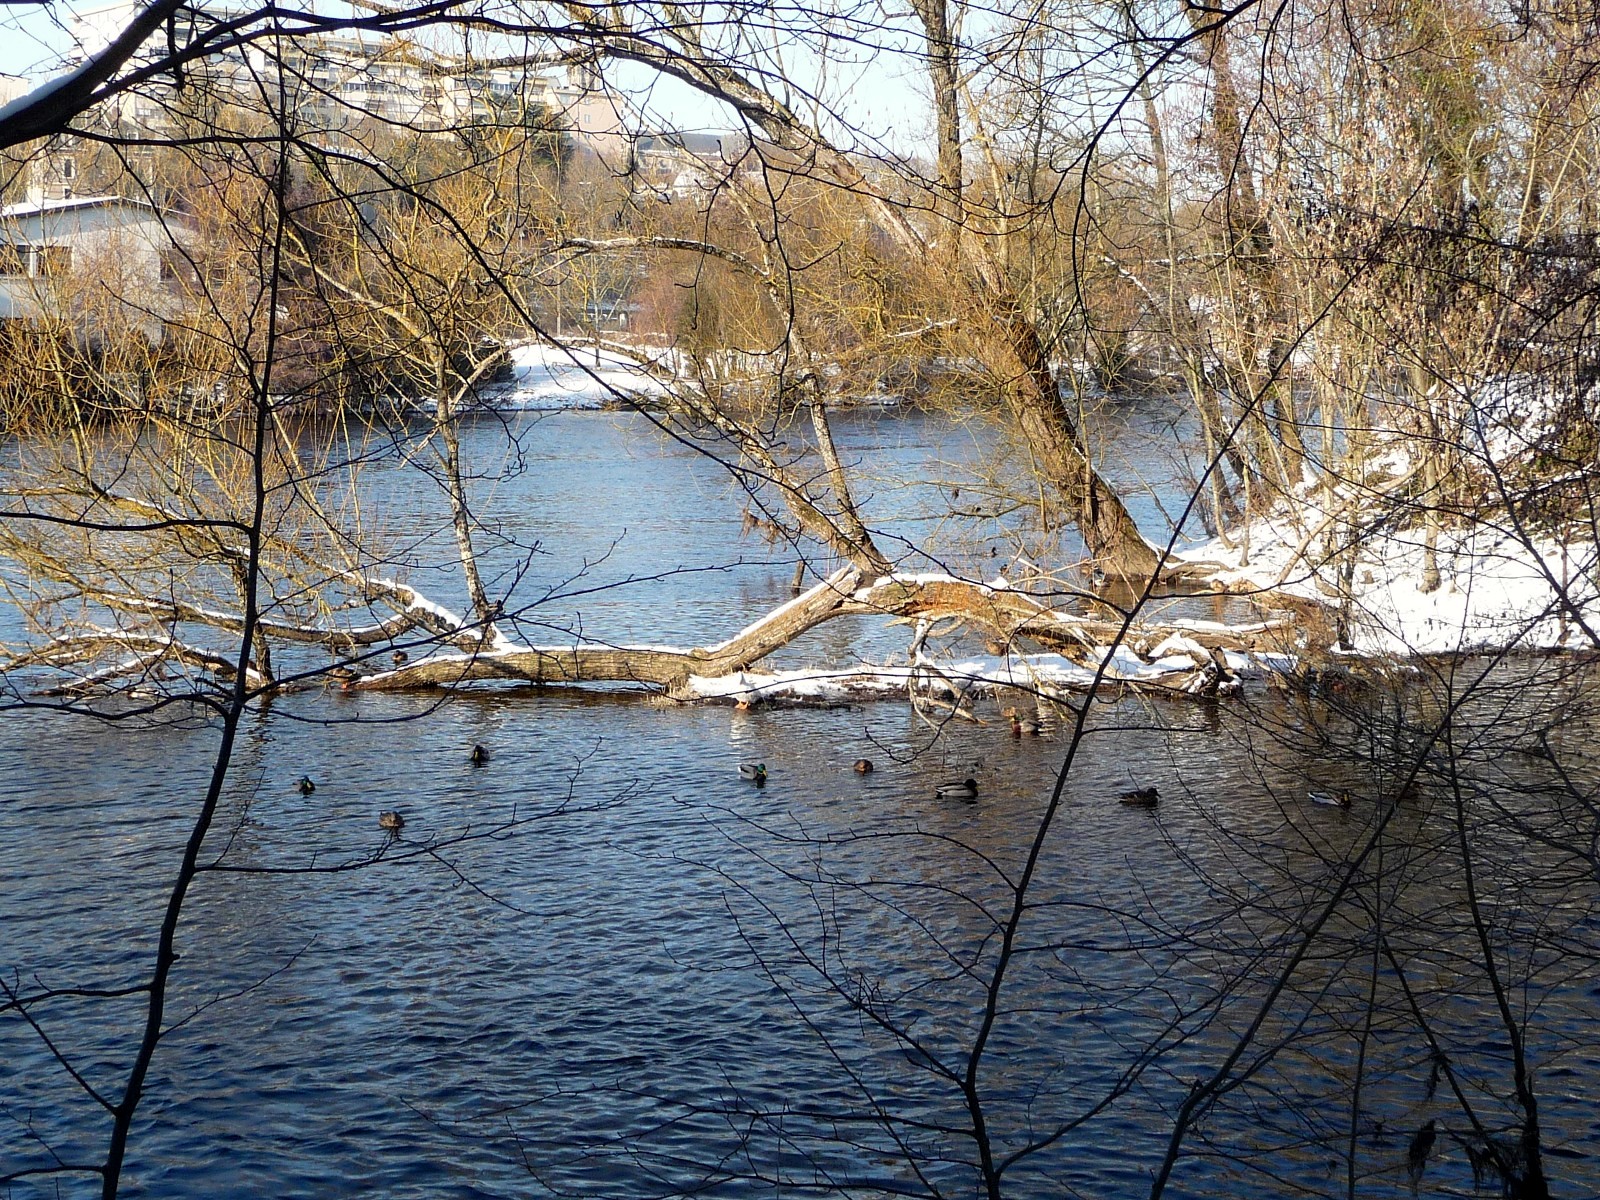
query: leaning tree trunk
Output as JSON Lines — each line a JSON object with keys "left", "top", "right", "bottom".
{"left": 912, "top": 0, "right": 1164, "bottom": 582}
{"left": 1185, "top": 4, "right": 1302, "bottom": 500}
{"left": 434, "top": 347, "right": 498, "bottom": 642}
{"left": 594, "top": 11, "right": 1174, "bottom": 585}
{"left": 983, "top": 290, "right": 1165, "bottom": 579}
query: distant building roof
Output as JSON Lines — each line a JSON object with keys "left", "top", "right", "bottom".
{"left": 0, "top": 194, "right": 156, "bottom": 220}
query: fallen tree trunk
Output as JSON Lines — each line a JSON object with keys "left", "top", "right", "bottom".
{"left": 356, "top": 565, "right": 874, "bottom": 690}
{"left": 352, "top": 567, "right": 1302, "bottom": 697}
{"left": 2, "top": 520, "right": 1333, "bottom": 703}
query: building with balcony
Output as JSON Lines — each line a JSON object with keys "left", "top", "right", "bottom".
{"left": 63, "top": 0, "right": 630, "bottom": 155}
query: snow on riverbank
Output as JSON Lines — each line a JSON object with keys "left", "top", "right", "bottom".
{"left": 1183, "top": 515, "right": 1600, "bottom": 658}
{"left": 1170, "top": 371, "right": 1600, "bottom": 658}
{"left": 492, "top": 341, "right": 673, "bottom": 409}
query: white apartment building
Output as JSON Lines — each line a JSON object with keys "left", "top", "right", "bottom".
{"left": 65, "top": 0, "right": 631, "bottom": 154}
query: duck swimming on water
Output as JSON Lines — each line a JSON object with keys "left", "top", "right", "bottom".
{"left": 297, "top": 775, "right": 316, "bottom": 796}
{"left": 378, "top": 810, "right": 405, "bottom": 833}
{"left": 853, "top": 759, "right": 874, "bottom": 774}
{"left": 1005, "top": 707, "right": 1041, "bottom": 737}
{"left": 936, "top": 777, "right": 978, "bottom": 799}
{"left": 1117, "top": 787, "right": 1160, "bottom": 807}
{"left": 739, "top": 762, "right": 768, "bottom": 784}
{"left": 470, "top": 743, "right": 490, "bottom": 767}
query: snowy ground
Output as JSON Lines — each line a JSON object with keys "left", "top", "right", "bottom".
{"left": 1185, "top": 517, "right": 1599, "bottom": 656}
{"left": 1177, "top": 386, "right": 1600, "bottom": 663}
{"left": 1162, "top": 373, "right": 1600, "bottom": 657}
{"left": 489, "top": 340, "right": 674, "bottom": 409}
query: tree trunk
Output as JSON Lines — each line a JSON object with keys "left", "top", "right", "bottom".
{"left": 355, "top": 567, "right": 1300, "bottom": 694}
{"left": 434, "top": 348, "right": 498, "bottom": 641}
{"left": 607, "top": 11, "right": 1172, "bottom": 584}
{"left": 1186, "top": 5, "right": 1300, "bottom": 498}
{"left": 807, "top": 393, "right": 890, "bottom": 574}
{"left": 985, "top": 294, "right": 1164, "bottom": 579}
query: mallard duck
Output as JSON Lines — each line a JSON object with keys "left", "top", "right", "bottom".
{"left": 378, "top": 810, "right": 405, "bottom": 833}
{"left": 853, "top": 758, "right": 874, "bottom": 774}
{"left": 296, "top": 775, "right": 316, "bottom": 796}
{"left": 329, "top": 664, "right": 360, "bottom": 684}
{"left": 1309, "top": 790, "right": 1352, "bottom": 809}
{"left": 392, "top": 649, "right": 409, "bottom": 666}
{"left": 739, "top": 762, "right": 768, "bottom": 784}
{"left": 1117, "top": 787, "right": 1160, "bottom": 807}
{"left": 936, "top": 777, "right": 978, "bottom": 799}
{"left": 469, "top": 743, "right": 490, "bottom": 767}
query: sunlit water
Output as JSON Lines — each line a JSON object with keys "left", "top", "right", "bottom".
{"left": 3, "top": 405, "right": 1598, "bottom": 1198}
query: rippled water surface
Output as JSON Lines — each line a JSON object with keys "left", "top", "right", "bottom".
{"left": 4, "top": 407, "right": 1599, "bottom": 1198}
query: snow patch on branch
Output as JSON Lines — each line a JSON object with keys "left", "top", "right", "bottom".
{"left": 0, "top": 58, "right": 100, "bottom": 128}
{"left": 861, "top": 570, "right": 1007, "bottom": 594}
{"left": 394, "top": 588, "right": 466, "bottom": 628}
{"left": 687, "top": 647, "right": 1281, "bottom": 703}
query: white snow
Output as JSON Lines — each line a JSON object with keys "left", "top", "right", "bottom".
{"left": 1184, "top": 511, "right": 1600, "bottom": 657}
{"left": 400, "top": 592, "right": 467, "bottom": 626}
{"left": 874, "top": 570, "right": 989, "bottom": 589}
{"left": 360, "top": 576, "right": 468, "bottom": 629}
{"left": 1167, "top": 368, "right": 1600, "bottom": 659}
{"left": 487, "top": 628, "right": 523, "bottom": 653}
{"left": 491, "top": 340, "right": 673, "bottom": 410}
{"left": 686, "top": 647, "right": 1275, "bottom": 704}
{"left": 0, "top": 59, "right": 97, "bottom": 128}
{"left": 1468, "top": 374, "right": 1568, "bottom": 463}
{"left": 1146, "top": 632, "right": 1212, "bottom": 663}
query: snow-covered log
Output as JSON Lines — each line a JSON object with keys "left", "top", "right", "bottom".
{"left": 353, "top": 567, "right": 1297, "bottom": 699}
{"left": 358, "top": 566, "right": 874, "bottom": 690}
{"left": 15, "top": 630, "right": 270, "bottom": 695}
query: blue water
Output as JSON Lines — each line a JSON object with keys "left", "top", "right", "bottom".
{"left": 3, "top": 404, "right": 1598, "bottom": 1198}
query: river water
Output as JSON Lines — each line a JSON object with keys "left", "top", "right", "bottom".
{"left": 3, "top": 405, "right": 1598, "bottom": 1198}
